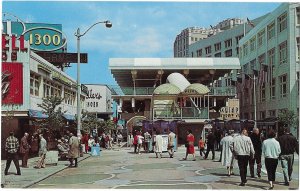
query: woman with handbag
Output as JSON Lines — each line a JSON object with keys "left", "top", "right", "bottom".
{"left": 183, "top": 129, "right": 196, "bottom": 161}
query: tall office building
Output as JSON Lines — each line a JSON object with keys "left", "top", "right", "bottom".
{"left": 174, "top": 27, "right": 211, "bottom": 58}
{"left": 238, "top": 3, "right": 300, "bottom": 134}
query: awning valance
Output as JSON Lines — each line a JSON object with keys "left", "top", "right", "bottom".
{"left": 63, "top": 113, "right": 75, "bottom": 121}
{"left": 28, "top": 109, "right": 48, "bottom": 119}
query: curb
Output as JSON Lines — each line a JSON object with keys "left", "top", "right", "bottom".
{"left": 22, "top": 154, "right": 91, "bottom": 188}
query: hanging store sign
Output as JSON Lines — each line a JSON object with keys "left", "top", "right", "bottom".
{"left": 36, "top": 52, "right": 88, "bottom": 63}
{"left": 1, "top": 62, "right": 24, "bottom": 104}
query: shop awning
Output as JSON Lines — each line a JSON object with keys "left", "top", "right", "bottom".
{"left": 63, "top": 113, "right": 75, "bottom": 121}
{"left": 28, "top": 109, "right": 48, "bottom": 119}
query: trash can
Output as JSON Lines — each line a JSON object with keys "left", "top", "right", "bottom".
{"left": 91, "top": 146, "right": 100, "bottom": 156}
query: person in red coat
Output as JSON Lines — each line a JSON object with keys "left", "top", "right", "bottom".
{"left": 133, "top": 131, "right": 139, "bottom": 154}
{"left": 81, "top": 133, "right": 89, "bottom": 153}
{"left": 183, "top": 129, "right": 196, "bottom": 161}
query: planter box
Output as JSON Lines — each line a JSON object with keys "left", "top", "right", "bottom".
{"left": 45, "top": 151, "right": 58, "bottom": 165}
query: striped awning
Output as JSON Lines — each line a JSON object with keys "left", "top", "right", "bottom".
{"left": 153, "top": 83, "right": 181, "bottom": 95}
{"left": 184, "top": 83, "right": 210, "bottom": 95}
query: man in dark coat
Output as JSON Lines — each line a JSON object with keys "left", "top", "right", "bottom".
{"left": 249, "top": 127, "right": 262, "bottom": 178}
{"left": 204, "top": 131, "right": 216, "bottom": 160}
{"left": 278, "top": 127, "right": 299, "bottom": 186}
{"left": 19, "top": 132, "right": 31, "bottom": 168}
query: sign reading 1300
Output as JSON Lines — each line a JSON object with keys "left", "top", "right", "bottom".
{"left": 29, "top": 33, "right": 61, "bottom": 46}
{"left": 22, "top": 27, "right": 67, "bottom": 52}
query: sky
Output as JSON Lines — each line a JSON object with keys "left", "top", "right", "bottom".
{"left": 2, "top": 1, "right": 281, "bottom": 86}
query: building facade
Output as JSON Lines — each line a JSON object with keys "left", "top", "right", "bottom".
{"left": 238, "top": 3, "right": 300, "bottom": 134}
{"left": 1, "top": 20, "right": 87, "bottom": 155}
{"left": 84, "top": 84, "right": 113, "bottom": 120}
{"left": 173, "top": 27, "right": 210, "bottom": 58}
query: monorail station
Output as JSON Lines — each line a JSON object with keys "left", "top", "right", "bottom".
{"left": 109, "top": 58, "right": 240, "bottom": 144}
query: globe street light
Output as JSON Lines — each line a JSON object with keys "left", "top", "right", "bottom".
{"left": 237, "top": 72, "right": 257, "bottom": 129}
{"left": 74, "top": 20, "right": 112, "bottom": 137}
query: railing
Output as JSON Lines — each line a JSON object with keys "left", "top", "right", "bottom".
{"left": 209, "top": 86, "right": 236, "bottom": 96}
{"left": 121, "top": 87, "right": 155, "bottom": 95}
{"left": 153, "top": 106, "right": 208, "bottom": 120}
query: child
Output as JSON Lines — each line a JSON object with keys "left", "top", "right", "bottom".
{"left": 198, "top": 137, "right": 205, "bottom": 157}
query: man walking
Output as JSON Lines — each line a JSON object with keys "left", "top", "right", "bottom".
{"left": 35, "top": 134, "right": 47, "bottom": 168}
{"left": 278, "top": 127, "right": 299, "bottom": 186}
{"left": 19, "top": 132, "right": 31, "bottom": 168}
{"left": 230, "top": 129, "right": 255, "bottom": 186}
{"left": 144, "top": 131, "right": 151, "bottom": 153}
{"left": 204, "top": 131, "right": 216, "bottom": 160}
{"left": 249, "top": 127, "right": 262, "bottom": 178}
{"left": 168, "top": 129, "right": 176, "bottom": 158}
{"left": 68, "top": 132, "right": 80, "bottom": 167}
{"left": 4, "top": 132, "right": 21, "bottom": 175}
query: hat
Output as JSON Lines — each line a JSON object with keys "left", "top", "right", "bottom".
{"left": 58, "top": 139, "right": 62, "bottom": 143}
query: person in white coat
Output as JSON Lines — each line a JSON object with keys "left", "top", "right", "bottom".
{"left": 154, "top": 130, "right": 163, "bottom": 158}
{"left": 220, "top": 131, "right": 236, "bottom": 176}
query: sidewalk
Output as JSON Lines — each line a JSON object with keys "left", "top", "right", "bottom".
{"left": 1, "top": 153, "right": 90, "bottom": 188}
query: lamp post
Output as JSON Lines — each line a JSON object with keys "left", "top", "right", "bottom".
{"left": 237, "top": 72, "right": 257, "bottom": 128}
{"left": 74, "top": 20, "right": 112, "bottom": 137}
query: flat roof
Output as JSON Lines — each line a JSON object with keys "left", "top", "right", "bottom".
{"left": 109, "top": 58, "right": 241, "bottom": 87}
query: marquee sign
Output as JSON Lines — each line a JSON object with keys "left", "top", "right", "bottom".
{"left": 2, "top": 21, "right": 66, "bottom": 52}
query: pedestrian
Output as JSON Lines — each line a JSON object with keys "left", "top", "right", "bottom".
{"left": 230, "top": 129, "right": 255, "bottom": 186}
{"left": 137, "top": 131, "right": 144, "bottom": 154}
{"left": 117, "top": 131, "right": 123, "bottom": 146}
{"left": 262, "top": 129, "right": 281, "bottom": 190}
{"left": 198, "top": 137, "right": 205, "bottom": 157}
{"left": 88, "top": 135, "right": 95, "bottom": 152}
{"left": 183, "top": 129, "right": 196, "bottom": 161}
{"left": 168, "top": 129, "right": 176, "bottom": 158}
{"left": 19, "top": 132, "right": 31, "bottom": 168}
{"left": 68, "top": 133, "right": 80, "bottom": 167}
{"left": 278, "top": 127, "right": 299, "bottom": 186}
{"left": 128, "top": 132, "right": 134, "bottom": 148}
{"left": 220, "top": 132, "right": 235, "bottom": 176}
{"left": 154, "top": 130, "right": 163, "bottom": 158}
{"left": 4, "top": 132, "right": 21, "bottom": 175}
{"left": 215, "top": 128, "right": 222, "bottom": 151}
{"left": 204, "top": 130, "right": 216, "bottom": 160}
{"left": 82, "top": 133, "right": 89, "bottom": 153}
{"left": 143, "top": 131, "right": 151, "bottom": 153}
{"left": 249, "top": 127, "right": 262, "bottom": 178}
{"left": 107, "top": 133, "right": 113, "bottom": 149}
{"left": 34, "top": 134, "right": 47, "bottom": 169}
{"left": 133, "top": 132, "right": 138, "bottom": 153}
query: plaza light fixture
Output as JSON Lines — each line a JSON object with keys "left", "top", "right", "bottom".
{"left": 237, "top": 72, "right": 257, "bottom": 129}
{"left": 74, "top": 20, "right": 112, "bottom": 137}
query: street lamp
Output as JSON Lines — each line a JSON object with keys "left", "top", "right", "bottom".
{"left": 237, "top": 72, "right": 257, "bottom": 128}
{"left": 74, "top": 20, "right": 112, "bottom": 137}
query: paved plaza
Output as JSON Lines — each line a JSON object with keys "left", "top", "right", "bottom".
{"left": 2, "top": 145, "right": 298, "bottom": 189}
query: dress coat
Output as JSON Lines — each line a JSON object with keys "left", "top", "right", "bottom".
{"left": 68, "top": 136, "right": 80, "bottom": 159}
{"left": 155, "top": 135, "right": 163, "bottom": 153}
{"left": 220, "top": 135, "right": 236, "bottom": 167}
{"left": 187, "top": 134, "right": 195, "bottom": 154}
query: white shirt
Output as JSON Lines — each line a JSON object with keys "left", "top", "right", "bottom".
{"left": 262, "top": 138, "right": 281, "bottom": 159}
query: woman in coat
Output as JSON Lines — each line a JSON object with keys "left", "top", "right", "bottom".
{"left": 154, "top": 130, "right": 163, "bottom": 158}
{"left": 68, "top": 133, "right": 80, "bottom": 167}
{"left": 183, "top": 129, "right": 196, "bottom": 161}
{"left": 262, "top": 129, "right": 281, "bottom": 190}
{"left": 220, "top": 132, "right": 236, "bottom": 176}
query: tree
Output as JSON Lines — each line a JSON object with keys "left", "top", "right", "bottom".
{"left": 278, "top": 110, "right": 298, "bottom": 133}
{"left": 81, "top": 111, "right": 102, "bottom": 134}
{"left": 36, "top": 96, "right": 66, "bottom": 133}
